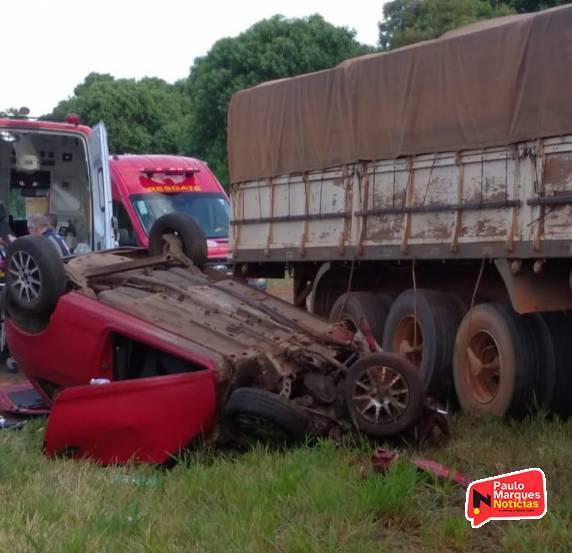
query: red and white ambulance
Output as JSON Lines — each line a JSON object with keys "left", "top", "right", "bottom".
{"left": 0, "top": 113, "right": 114, "bottom": 253}
{"left": 109, "top": 155, "right": 229, "bottom": 268}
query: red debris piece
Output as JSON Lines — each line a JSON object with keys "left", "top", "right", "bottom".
{"left": 371, "top": 448, "right": 471, "bottom": 488}
{"left": 371, "top": 448, "right": 400, "bottom": 473}
{"left": 411, "top": 458, "right": 472, "bottom": 488}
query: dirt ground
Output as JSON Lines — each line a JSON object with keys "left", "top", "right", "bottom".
{"left": 266, "top": 277, "right": 293, "bottom": 303}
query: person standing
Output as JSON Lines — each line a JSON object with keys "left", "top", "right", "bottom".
{"left": 27, "top": 213, "right": 70, "bottom": 256}
{"left": 0, "top": 202, "right": 15, "bottom": 246}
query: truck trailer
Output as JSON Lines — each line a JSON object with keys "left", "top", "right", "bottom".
{"left": 227, "top": 6, "right": 572, "bottom": 418}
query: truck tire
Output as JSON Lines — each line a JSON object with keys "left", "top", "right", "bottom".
{"left": 344, "top": 353, "right": 424, "bottom": 438}
{"left": 538, "top": 312, "right": 572, "bottom": 416}
{"left": 224, "top": 388, "right": 309, "bottom": 443}
{"left": 329, "top": 292, "right": 389, "bottom": 345}
{"left": 148, "top": 213, "right": 207, "bottom": 269}
{"left": 453, "top": 303, "right": 536, "bottom": 417}
{"left": 5, "top": 236, "right": 66, "bottom": 316}
{"left": 382, "top": 289, "right": 464, "bottom": 400}
{"left": 521, "top": 312, "right": 557, "bottom": 411}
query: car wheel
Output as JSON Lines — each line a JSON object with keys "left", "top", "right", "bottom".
{"left": 5, "top": 236, "right": 66, "bottom": 316}
{"left": 344, "top": 353, "right": 425, "bottom": 438}
{"left": 382, "top": 289, "right": 464, "bottom": 400}
{"left": 224, "top": 388, "right": 309, "bottom": 444}
{"left": 148, "top": 213, "right": 208, "bottom": 269}
{"left": 329, "top": 292, "right": 389, "bottom": 345}
{"left": 453, "top": 303, "right": 536, "bottom": 417}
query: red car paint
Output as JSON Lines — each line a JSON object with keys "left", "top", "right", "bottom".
{"left": 45, "top": 371, "right": 217, "bottom": 464}
{"left": 5, "top": 291, "right": 221, "bottom": 465}
{"left": 110, "top": 155, "right": 229, "bottom": 262}
{"left": 5, "top": 292, "right": 221, "bottom": 405}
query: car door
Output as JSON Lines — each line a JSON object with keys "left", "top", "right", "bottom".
{"left": 88, "top": 122, "right": 114, "bottom": 250}
{"left": 44, "top": 371, "right": 217, "bottom": 465}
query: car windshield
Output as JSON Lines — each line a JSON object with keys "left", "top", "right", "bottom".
{"left": 131, "top": 192, "right": 229, "bottom": 239}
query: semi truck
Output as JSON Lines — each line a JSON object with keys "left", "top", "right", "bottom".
{"left": 227, "top": 6, "right": 572, "bottom": 418}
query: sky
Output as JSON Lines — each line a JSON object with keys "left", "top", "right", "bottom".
{"left": 2, "top": 0, "right": 382, "bottom": 116}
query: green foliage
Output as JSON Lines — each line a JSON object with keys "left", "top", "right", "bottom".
{"left": 49, "top": 73, "right": 190, "bottom": 155}
{"left": 378, "top": 0, "right": 515, "bottom": 50}
{"left": 379, "top": 0, "right": 572, "bottom": 50}
{"left": 495, "top": 0, "right": 571, "bottom": 11}
{"left": 186, "top": 15, "right": 372, "bottom": 184}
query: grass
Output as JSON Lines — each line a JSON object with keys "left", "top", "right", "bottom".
{"left": 0, "top": 414, "right": 570, "bottom": 552}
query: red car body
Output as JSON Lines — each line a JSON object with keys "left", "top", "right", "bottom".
{"left": 6, "top": 290, "right": 221, "bottom": 464}
{"left": 3, "top": 223, "right": 425, "bottom": 465}
{"left": 110, "top": 155, "right": 229, "bottom": 263}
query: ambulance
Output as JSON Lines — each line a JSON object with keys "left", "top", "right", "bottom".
{"left": 109, "top": 155, "right": 229, "bottom": 268}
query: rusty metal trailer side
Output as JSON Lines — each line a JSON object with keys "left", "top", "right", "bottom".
{"left": 231, "top": 136, "right": 572, "bottom": 264}
{"left": 231, "top": 136, "right": 572, "bottom": 315}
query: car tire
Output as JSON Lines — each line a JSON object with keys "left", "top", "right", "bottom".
{"left": 224, "top": 388, "right": 309, "bottom": 443}
{"left": 382, "top": 289, "right": 464, "bottom": 400}
{"left": 344, "top": 353, "right": 425, "bottom": 438}
{"left": 148, "top": 213, "right": 208, "bottom": 269}
{"left": 453, "top": 303, "right": 536, "bottom": 418}
{"left": 329, "top": 291, "right": 389, "bottom": 345}
{"left": 5, "top": 236, "right": 66, "bottom": 316}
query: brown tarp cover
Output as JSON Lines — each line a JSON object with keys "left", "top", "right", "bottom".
{"left": 228, "top": 5, "right": 572, "bottom": 183}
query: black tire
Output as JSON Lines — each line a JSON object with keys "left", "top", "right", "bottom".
{"left": 148, "top": 213, "right": 207, "bottom": 269}
{"left": 376, "top": 293, "right": 394, "bottom": 314}
{"left": 345, "top": 353, "right": 424, "bottom": 438}
{"left": 453, "top": 303, "right": 537, "bottom": 418}
{"left": 382, "top": 289, "right": 464, "bottom": 400}
{"left": 5, "top": 236, "right": 66, "bottom": 315}
{"left": 538, "top": 312, "right": 572, "bottom": 416}
{"left": 521, "top": 312, "right": 557, "bottom": 411}
{"left": 329, "top": 292, "right": 389, "bottom": 345}
{"left": 224, "top": 388, "right": 309, "bottom": 443}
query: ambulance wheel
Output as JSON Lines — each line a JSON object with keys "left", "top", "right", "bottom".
{"left": 148, "top": 213, "right": 208, "bottom": 269}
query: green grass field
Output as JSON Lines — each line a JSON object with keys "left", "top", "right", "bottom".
{"left": 0, "top": 414, "right": 570, "bottom": 552}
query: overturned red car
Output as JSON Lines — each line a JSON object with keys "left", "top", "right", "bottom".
{"left": 3, "top": 214, "right": 425, "bottom": 464}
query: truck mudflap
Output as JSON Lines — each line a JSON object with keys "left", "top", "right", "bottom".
{"left": 44, "top": 371, "right": 217, "bottom": 465}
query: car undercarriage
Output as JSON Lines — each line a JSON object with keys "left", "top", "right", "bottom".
{"left": 3, "top": 214, "right": 428, "bottom": 464}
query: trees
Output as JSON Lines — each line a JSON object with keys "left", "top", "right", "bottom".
{"left": 378, "top": 0, "right": 571, "bottom": 50}
{"left": 49, "top": 74, "right": 190, "bottom": 155}
{"left": 495, "top": 0, "right": 570, "bottom": 11}
{"left": 185, "top": 15, "right": 372, "bottom": 184}
{"left": 378, "top": 0, "right": 514, "bottom": 50}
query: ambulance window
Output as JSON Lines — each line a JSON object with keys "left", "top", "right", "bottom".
{"left": 113, "top": 201, "right": 136, "bottom": 246}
